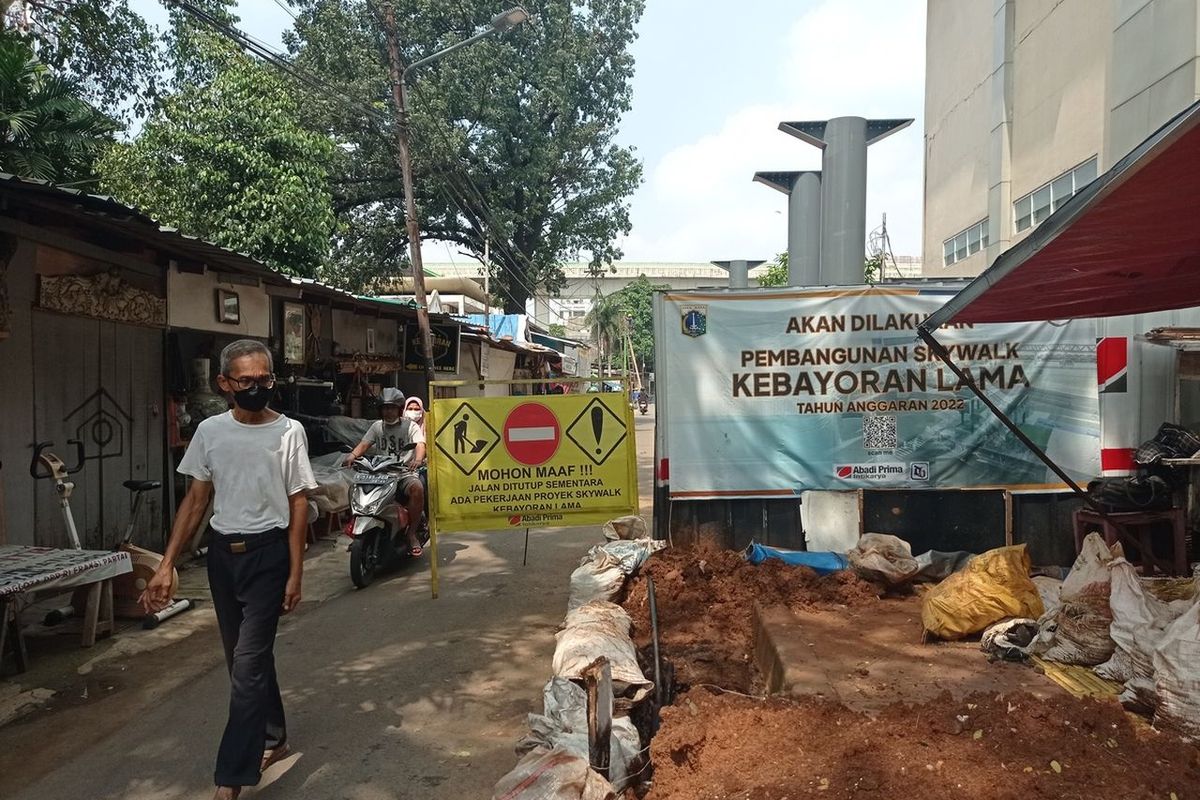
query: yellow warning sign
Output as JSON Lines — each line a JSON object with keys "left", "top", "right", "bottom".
{"left": 566, "top": 397, "right": 628, "bottom": 465}
{"left": 432, "top": 401, "right": 501, "bottom": 475}
{"left": 427, "top": 392, "right": 638, "bottom": 532}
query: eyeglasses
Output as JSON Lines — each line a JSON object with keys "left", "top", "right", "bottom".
{"left": 224, "top": 374, "right": 277, "bottom": 391}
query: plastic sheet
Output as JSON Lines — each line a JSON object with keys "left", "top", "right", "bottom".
{"left": 744, "top": 542, "right": 849, "bottom": 575}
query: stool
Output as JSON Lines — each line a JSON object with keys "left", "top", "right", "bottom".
{"left": 1072, "top": 507, "right": 1188, "bottom": 576}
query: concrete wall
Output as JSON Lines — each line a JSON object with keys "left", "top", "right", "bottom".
{"left": 330, "top": 309, "right": 400, "bottom": 356}
{"left": 168, "top": 267, "right": 270, "bottom": 338}
{"left": 1108, "top": 0, "right": 1200, "bottom": 161}
{"left": 923, "top": 0, "right": 1200, "bottom": 278}
{"left": 923, "top": 0, "right": 994, "bottom": 278}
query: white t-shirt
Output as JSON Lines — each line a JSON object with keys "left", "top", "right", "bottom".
{"left": 178, "top": 411, "right": 317, "bottom": 535}
{"left": 363, "top": 418, "right": 426, "bottom": 465}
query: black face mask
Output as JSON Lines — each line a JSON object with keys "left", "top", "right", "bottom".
{"left": 233, "top": 386, "right": 272, "bottom": 412}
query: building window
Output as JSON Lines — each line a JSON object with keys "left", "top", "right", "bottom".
{"left": 1013, "top": 157, "right": 1098, "bottom": 233}
{"left": 943, "top": 218, "right": 989, "bottom": 267}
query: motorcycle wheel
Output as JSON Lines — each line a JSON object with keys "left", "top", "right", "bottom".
{"left": 350, "top": 534, "right": 379, "bottom": 589}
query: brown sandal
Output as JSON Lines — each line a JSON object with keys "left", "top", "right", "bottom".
{"left": 260, "top": 743, "right": 291, "bottom": 773}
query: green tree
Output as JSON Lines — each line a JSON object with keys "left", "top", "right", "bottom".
{"left": 609, "top": 274, "right": 666, "bottom": 369}
{"left": 288, "top": 0, "right": 644, "bottom": 307}
{"left": 0, "top": 31, "right": 115, "bottom": 183}
{"left": 584, "top": 293, "right": 624, "bottom": 375}
{"left": 758, "top": 251, "right": 884, "bottom": 287}
{"left": 757, "top": 252, "right": 789, "bottom": 287}
{"left": 97, "top": 49, "right": 337, "bottom": 277}
{"left": 548, "top": 323, "right": 567, "bottom": 338}
{"left": 2, "top": 0, "right": 161, "bottom": 120}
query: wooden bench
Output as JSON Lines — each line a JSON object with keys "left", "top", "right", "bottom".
{"left": 1072, "top": 507, "right": 1188, "bottom": 576}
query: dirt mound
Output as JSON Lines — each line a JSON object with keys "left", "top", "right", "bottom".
{"left": 649, "top": 688, "right": 1200, "bottom": 799}
{"left": 620, "top": 547, "right": 881, "bottom": 692}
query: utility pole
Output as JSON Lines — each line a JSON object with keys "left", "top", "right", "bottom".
{"left": 379, "top": 2, "right": 437, "bottom": 382}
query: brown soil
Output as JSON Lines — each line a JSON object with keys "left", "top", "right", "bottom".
{"left": 619, "top": 546, "right": 881, "bottom": 693}
{"left": 648, "top": 687, "right": 1200, "bottom": 800}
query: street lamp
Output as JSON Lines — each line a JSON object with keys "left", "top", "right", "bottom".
{"left": 378, "top": 5, "right": 530, "bottom": 382}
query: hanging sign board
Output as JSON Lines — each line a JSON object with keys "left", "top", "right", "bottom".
{"left": 404, "top": 322, "right": 461, "bottom": 373}
{"left": 657, "top": 286, "right": 1100, "bottom": 497}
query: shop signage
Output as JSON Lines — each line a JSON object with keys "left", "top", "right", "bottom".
{"left": 404, "top": 322, "right": 461, "bottom": 373}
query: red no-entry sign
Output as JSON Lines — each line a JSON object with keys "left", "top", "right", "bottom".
{"left": 503, "top": 402, "right": 560, "bottom": 465}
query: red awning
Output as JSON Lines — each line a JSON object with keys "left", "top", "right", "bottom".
{"left": 922, "top": 99, "right": 1200, "bottom": 330}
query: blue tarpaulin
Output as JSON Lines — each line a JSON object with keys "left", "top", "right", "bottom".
{"left": 744, "top": 542, "right": 849, "bottom": 575}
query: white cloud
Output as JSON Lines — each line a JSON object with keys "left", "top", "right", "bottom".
{"left": 621, "top": 0, "right": 927, "bottom": 263}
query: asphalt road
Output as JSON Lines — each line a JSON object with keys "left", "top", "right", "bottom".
{"left": 0, "top": 408, "right": 656, "bottom": 800}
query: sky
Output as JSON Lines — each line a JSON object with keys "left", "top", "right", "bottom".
{"left": 132, "top": 0, "right": 927, "bottom": 262}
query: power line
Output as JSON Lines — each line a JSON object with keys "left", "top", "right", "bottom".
{"left": 268, "top": 0, "right": 298, "bottom": 22}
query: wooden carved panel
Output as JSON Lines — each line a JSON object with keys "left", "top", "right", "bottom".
{"left": 38, "top": 270, "right": 166, "bottom": 328}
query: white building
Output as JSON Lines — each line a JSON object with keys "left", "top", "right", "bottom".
{"left": 923, "top": 0, "right": 1200, "bottom": 277}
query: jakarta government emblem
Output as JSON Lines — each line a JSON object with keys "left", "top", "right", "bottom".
{"left": 681, "top": 305, "right": 707, "bottom": 337}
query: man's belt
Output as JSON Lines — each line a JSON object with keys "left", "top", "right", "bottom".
{"left": 211, "top": 528, "right": 287, "bottom": 554}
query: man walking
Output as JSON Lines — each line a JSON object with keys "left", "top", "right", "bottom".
{"left": 142, "top": 339, "right": 316, "bottom": 800}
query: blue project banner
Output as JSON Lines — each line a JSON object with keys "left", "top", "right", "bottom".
{"left": 660, "top": 287, "right": 1100, "bottom": 497}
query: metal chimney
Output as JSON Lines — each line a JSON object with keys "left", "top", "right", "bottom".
{"left": 711, "top": 259, "right": 765, "bottom": 289}
{"left": 753, "top": 170, "right": 821, "bottom": 286}
{"left": 779, "top": 117, "right": 912, "bottom": 285}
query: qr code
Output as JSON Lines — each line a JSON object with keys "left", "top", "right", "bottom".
{"left": 863, "top": 415, "right": 897, "bottom": 451}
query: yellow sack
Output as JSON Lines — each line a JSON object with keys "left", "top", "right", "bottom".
{"left": 921, "top": 544, "right": 1045, "bottom": 641}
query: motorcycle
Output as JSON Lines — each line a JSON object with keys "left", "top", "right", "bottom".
{"left": 344, "top": 445, "right": 428, "bottom": 589}
{"left": 638, "top": 396, "right": 649, "bottom": 415}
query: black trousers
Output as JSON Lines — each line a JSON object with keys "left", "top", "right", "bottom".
{"left": 207, "top": 529, "right": 290, "bottom": 787}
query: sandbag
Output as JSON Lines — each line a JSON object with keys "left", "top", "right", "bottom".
{"left": 567, "top": 539, "right": 665, "bottom": 611}
{"left": 602, "top": 515, "right": 648, "bottom": 541}
{"left": 492, "top": 747, "right": 617, "bottom": 800}
{"left": 1029, "top": 533, "right": 1116, "bottom": 665}
{"left": 519, "top": 678, "right": 642, "bottom": 791}
{"left": 921, "top": 545, "right": 1044, "bottom": 641}
{"left": 553, "top": 602, "right": 652, "bottom": 703}
{"left": 1101, "top": 559, "right": 1191, "bottom": 684}
{"left": 848, "top": 533, "right": 919, "bottom": 586}
{"left": 1152, "top": 594, "right": 1200, "bottom": 740}
{"left": 1033, "top": 576, "right": 1063, "bottom": 618}
{"left": 744, "top": 542, "right": 849, "bottom": 575}
{"left": 980, "top": 618, "right": 1039, "bottom": 661}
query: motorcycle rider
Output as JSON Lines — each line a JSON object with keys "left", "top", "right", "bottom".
{"left": 344, "top": 388, "right": 426, "bottom": 556}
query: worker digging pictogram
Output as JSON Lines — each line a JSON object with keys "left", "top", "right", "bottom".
{"left": 565, "top": 397, "right": 628, "bottom": 466}
{"left": 433, "top": 401, "right": 500, "bottom": 475}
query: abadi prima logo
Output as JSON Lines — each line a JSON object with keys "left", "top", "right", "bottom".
{"left": 836, "top": 465, "right": 853, "bottom": 479}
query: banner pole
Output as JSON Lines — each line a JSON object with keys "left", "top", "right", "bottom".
{"left": 523, "top": 527, "right": 530, "bottom": 567}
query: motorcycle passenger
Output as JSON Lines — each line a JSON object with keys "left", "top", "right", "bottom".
{"left": 402, "top": 396, "right": 427, "bottom": 445}
{"left": 344, "top": 388, "right": 426, "bottom": 556}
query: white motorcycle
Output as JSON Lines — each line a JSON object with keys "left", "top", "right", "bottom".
{"left": 345, "top": 446, "right": 428, "bottom": 589}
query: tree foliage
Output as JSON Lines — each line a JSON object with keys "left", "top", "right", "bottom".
{"left": 758, "top": 252, "right": 789, "bottom": 287}
{"left": 759, "top": 251, "right": 884, "bottom": 287}
{"left": 2, "top": 0, "right": 161, "bottom": 120}
{"left": 287, "top": 0, "right": 644, "bottom": 308}
{"left": 97, "top": 47, "right": 336, "bottom": 277}
{"left": 0, "top": 30, "right": 115, "bottom": 183}
{"left": 609, "top": 274, "right": 664, "bottom": 368}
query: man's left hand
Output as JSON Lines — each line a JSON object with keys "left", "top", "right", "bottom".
{"left": 283, "top": 574, "right": 302, "bottom": 614}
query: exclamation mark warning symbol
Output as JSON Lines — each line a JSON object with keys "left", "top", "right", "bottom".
{"left": 591, "top": 406, "right": 604, "bottom": 454}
